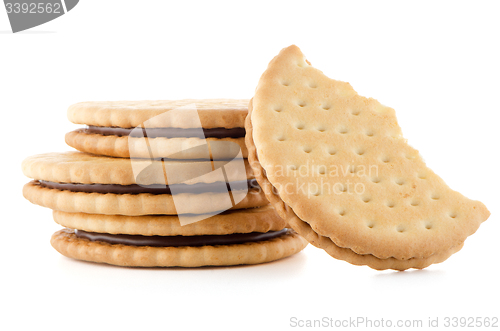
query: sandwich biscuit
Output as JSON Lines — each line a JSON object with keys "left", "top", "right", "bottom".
{"left": 50, "top": 205, "right": 307, "bottom": 267}
{"left": 66, "top": 99, "right": 249, "bottom": 160}
{"left": 246, "top": 45, "right": 490, "bottom": 270}
{"left": 23, "top": 152, "right": 268, "bottom": 215}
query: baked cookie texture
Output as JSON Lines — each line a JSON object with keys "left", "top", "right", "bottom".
{"left": 66, "top": 99, "right": 250, "bottom": 159}
{"left": 22, "top": 151, "right": 268, "bottom": 215}
{"left": 22, "top": 151, "right": 255, "bottom": 185}
{"left": 51, "top": 228, "right": 307, "bottom": 268}
{"left": 52, "top": 205, "right": 287, "bottom": 236}
{"left": 23, "top": 180, "right": 267, "bottom": 215}
{"left": 246, "top": 45, "right": 489, "bottom": 270}
{"left": 65, "top": 130, "right": 248, "bottom": 159}
{"left": 68, "top": 99, "right": 249, "bottom": 129}
{"left": 23, "top": 99, "right": 308, "bottom": 267}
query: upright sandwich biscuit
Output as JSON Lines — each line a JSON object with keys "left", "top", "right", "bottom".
{"left": 50, "top": 206, "right": 308, "bottom": 267}
{"left": 23, "top": 152, "right": 268, "bottom": 215}
{"left": 246, "top": 45, "right": 490, "bottom": 270}
{"left": 65, "top": 99, "right": 249, "bottom": 159}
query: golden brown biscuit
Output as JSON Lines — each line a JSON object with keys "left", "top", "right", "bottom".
{"left": 246, "top": 45, "right": 489, "bottom": 269}
{"left": 52, "top": 205, "right": 286, "bottom": 236}
{"left": 66, "top": 130, "right": 248, "bottom": 159}
{"left": 51, "top": 228, "right": 308, "bottom": 267}
{"left": 22, "top": 151, "right": 267, "bottom": 215}
{"left": 66, "top": 99, "right": 249, "bottom": 159}
{"left": 23, "top": 181, "right": 268, "bottom": 215}
{"left": 22, "top": 151, "right": 254, "bottom": 185}
{"left": 68, "top": 99, "right": 249, "bottom": 128}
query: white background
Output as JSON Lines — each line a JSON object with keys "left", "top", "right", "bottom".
{"left": 1, "top": 1, "right": 499, "bottom": 330}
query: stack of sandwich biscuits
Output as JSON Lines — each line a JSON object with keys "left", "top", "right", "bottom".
{"left": 23, "top": 99, "right": 308, "bottom": 267}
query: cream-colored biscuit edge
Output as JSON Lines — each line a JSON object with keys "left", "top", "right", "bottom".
{"left": 22, "top": 151, "right": 253, "bottom": 185}
{"left": 50, "top": 228, "right": 308, "bottom": 267}
{"left": 52, "top": 205, "right": 286, "bottom": 236}
{"left": 24, "top": 182, "right": 268, "bottom": 215}
{"left": 67, "top": 99, "right": 249, "bottom": 129}
{"left": 65, "top": 130, "right": 248, "bottom": 159}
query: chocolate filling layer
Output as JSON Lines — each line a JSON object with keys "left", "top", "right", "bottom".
{"left": 75, "top": 229, "right": 288, "bottom": 247}
{"left": 38, "top": 179, "right": 259, "bottom": 195}
{"left": 85, "top": 126, "right": 246, "bottom": 138}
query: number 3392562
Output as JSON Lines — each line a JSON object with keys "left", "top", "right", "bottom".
{"left": 5, "top": 2, "right": 62, "bottom": 14}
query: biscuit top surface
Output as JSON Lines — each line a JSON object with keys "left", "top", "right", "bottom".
{"left": 250, "top": 45, "right": 490, "bottom": 260}
{"left": 68, "top": 99, "right": 249, "bottom": 129}
{"left": 22, "top": 152, "right": 253, "bottom": 185}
